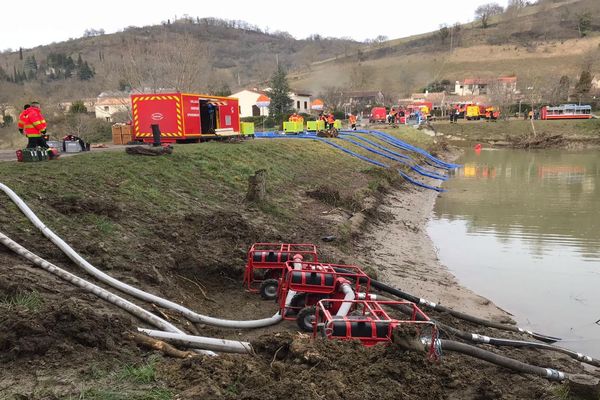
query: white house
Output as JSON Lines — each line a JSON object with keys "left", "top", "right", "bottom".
{"left": 230, "top": 89, "right": 313, "bottom": 118}
{"left": 454, "top": 77, "right": 518, "bottom": 96}
{"left": 290, "top": 91, "right": 311, "bottom": 113}
{"left": 95, "top": 92, "right": 130, "bottom": 122}
{"left": 230, "top": 89, "right": 267, "bottom": 118}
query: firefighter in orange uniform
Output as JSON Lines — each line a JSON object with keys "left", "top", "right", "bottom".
{"left": 21, "top": 101, "right": 48, "bottom": 148}
{"left": 326, "top": 113, "right": 335, "bottom": 129}
{"left": 348, "top": 113, "right": 357, "bottom": 130}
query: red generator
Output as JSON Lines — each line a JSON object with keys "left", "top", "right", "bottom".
{"left": 243, "top": 243, "right": 318, "bottom": 299}
{"left": 277, "top": 262, "right": 372, "bottom": 331}
{"left": 315, "top": 299, "right": 438, "bottom": 350}
{"left": 131, "top": 92, "right": 240, "bottom": 143}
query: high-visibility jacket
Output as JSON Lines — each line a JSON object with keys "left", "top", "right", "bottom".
{"left": 21, "top": 106, "right": 47, "bottom": 137}
{"left": 17, "top": 110, "right": 27, "bottom": 132}
{"left": 327, "top": 115, "right": 335, "bottom": 124}
{"left": 349, "top": 115, "right": 357, "bottom": 124}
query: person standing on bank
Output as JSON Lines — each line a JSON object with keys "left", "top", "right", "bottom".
{"left": 21, "top": 101, "right": 48, "bottom": 148}
{"left": 17, "top": 104, "right": 30, "bottom": 134}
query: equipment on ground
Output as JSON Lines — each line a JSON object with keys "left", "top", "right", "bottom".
{"left": 315, "top": 299, "right": 438, "bottom": 349}
{"left": 243, "top": 243, "right": 318, "bottom": 299}
{"left": 131, "top": 92, "right": 241, "bottom": 143}
{"left": 277, "top": 261, "right": 372, "bottom": 331}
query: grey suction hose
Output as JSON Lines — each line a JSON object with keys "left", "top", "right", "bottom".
{"left": 380, "top": 296, "right": 599, "bottom": 368}
{"left": 334, "top": 267, "right": 560, "bottom": 343}
{"left": 138, "top": 329, "right": 252, "bottom": 354}
{"left": 0, "top": 230, "right": 215, "bottom": 357}
{"left": 421, "top": 338, "right": 568, "bottom": 382}
{"left": 0, "top": 183, "right": 282, "bottom": 329}
{"left": 439, "top": 323, "right": 600, "bottom": 367}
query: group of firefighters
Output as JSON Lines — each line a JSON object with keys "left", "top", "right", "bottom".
{"left": 290, "top": 112, "right": 357, "bottom": 131}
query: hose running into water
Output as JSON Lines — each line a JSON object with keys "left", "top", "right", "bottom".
{"left": 420, "top": 338, "right": 568, "bottom": 381}
{"left": 383, "top": 297, "right": 599, "bottom": 368}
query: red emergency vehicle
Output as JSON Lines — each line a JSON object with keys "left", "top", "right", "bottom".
{"left": 131, "top": 92, "right": 240, "bottom": 143}
{"left": 369, "top": 107, "right": 387, "bottom": 123}
{"left": 541, "top": 104, "right": 593, "bottom": 120}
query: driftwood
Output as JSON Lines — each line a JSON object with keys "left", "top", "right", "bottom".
{"left": 125, "top": 145, "right": 173, "bottom": 156}
{"left": 246, "top": 169, "right": 267, "bottom": 202}
{"left": 126, "top": 332, "right": 195, "bottom": 358}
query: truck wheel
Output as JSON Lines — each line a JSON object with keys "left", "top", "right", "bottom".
{"left": 297, "top": 306, "right": 317, "bottom": 332}
{"left": 259, "top": 279, "right": 279, "bottom": 300}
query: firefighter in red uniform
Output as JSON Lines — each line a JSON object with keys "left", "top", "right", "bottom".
{"left": 21, "top": 101, "right": 48, "bottom": 149}
{"left": 17, "top": 104, "right": 30, "bottom": 134}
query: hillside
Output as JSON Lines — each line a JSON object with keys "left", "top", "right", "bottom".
{"left": 291, "top": 0, "right": 600, "bottom": 97}
{"left": 0, "top": 18, "right": 361, "bottom": 109}
{"left": 1, "top": 0, "right": 599, "bottom": 113}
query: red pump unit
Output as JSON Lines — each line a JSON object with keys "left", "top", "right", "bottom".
{"left": 315, "top": 299, "right": 438, "bottom": 349}
{"left": 278, "top": 262, "right": 372, "bottom": 331}
{"left": 243, "top": 243, "right": 318, "bottom": 298}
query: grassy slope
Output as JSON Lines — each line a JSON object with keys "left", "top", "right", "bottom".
{"left": 0, "top": 129, "right": 436, "bottom": 398}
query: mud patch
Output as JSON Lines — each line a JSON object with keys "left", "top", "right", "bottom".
{"left": 0, "top": 298, "right": 132, "bottom": 362}
{"left": 50, "top": 194, "right": 123, "bottom": 217}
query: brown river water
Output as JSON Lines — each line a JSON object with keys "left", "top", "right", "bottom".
{"left": 428, "top": 148, "right": 600, "bottom": 358}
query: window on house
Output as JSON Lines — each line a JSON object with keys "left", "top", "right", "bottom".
{"left": 296, "top": 100, "right": 300, "bottom": 109}
{"left": 104, "top": 106, "right": 109, "bottom": 111}
{"left": 304, "top": 101, "right": 307, "bottom": 110}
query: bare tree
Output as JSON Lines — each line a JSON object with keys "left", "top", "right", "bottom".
{"left": 438, "top": 24, "right": 450, "bottom": 45}
{"left": 475, "top": 3, "right": 504, "bottom": 29}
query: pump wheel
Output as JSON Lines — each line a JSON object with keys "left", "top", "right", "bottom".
{"left": 259, "top": 279, "right": 279, "bottom": 300}
{"left": 297, "top": 306, "right": 317, "bottom": 332}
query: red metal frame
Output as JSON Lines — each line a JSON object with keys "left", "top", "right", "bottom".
{"left": 278, "top": 262, "right": 371, "bottom": 320}
{"left": 315, "top": 299, "right": 437, "bottom": 348}
{"left": 243, "top": 243, "right": 318, "bottom": 292}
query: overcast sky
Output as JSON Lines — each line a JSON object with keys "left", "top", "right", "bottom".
{"left": 2, "top": 0, "right": 509, "bottom": 50}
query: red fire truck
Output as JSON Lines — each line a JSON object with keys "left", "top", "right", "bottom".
{"left": 131, "top": 92, "right": 240, "bottom": 143}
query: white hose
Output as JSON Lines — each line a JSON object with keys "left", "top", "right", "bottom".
{"left": 0, "top": 230, "right": 216, "bottom": 356}
{"left": 0, "top": 182, "right": 282, "bottom": 329}
{"left": 138, "top": 328, "right": 253, "bottom": 354}
{"left": 335, "top": 283, "right": 355, "bottom": 317}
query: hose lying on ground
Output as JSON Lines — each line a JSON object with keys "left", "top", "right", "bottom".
{"left": 0, "top": 230, "right": 216, "bottom": 356}
{"left": 0, "top": 182, "right": 282, "bottom": 329}
{"left": 422, "top": 338, "right": 568, "bottom": 382}
{"left": 437, "top": 322, "right": 600, "bottom": 368}
{"left": 382, "top": 297, "right": 599, "bottom": 368}
{"left": 138, "top": 329, "right": 253, "bottom": 354}
{"left": 373, "top": 279, "right": 561, "bottom": 343}
{"left": 332, "top": 266, "right": 560, "bottom": 343}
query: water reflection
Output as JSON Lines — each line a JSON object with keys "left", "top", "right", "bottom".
{"left": 428, "top": 149, "right": 600, "bottom": 357}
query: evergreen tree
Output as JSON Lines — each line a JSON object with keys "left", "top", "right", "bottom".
{"left": 268, "top": 65, "right": 293, "bottom": 124}
{"left": 70, "top": 100, "right": 88, "bottom": 113}
{"left": 575, "top": 70, "right": 593, "bottom": 102}
{"left": 77, "top": 61, "right": 94, "bottom": 80}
